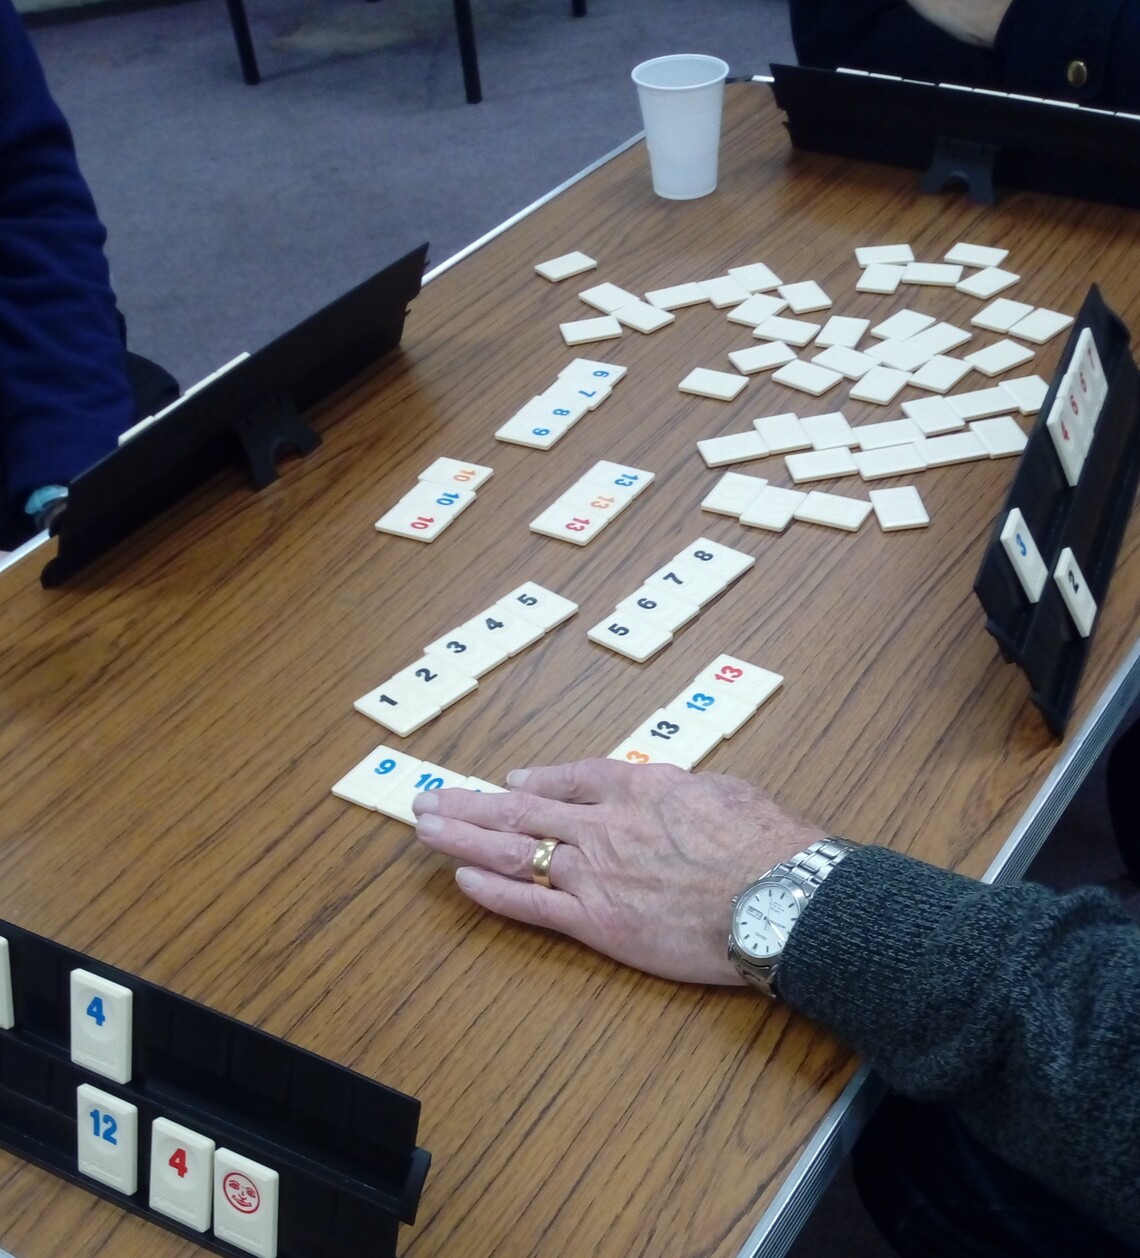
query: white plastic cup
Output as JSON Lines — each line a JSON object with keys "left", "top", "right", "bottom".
{"left": 631, "top": 54, "right": 730, "bottom": 200}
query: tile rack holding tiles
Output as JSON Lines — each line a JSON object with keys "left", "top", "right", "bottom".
{"left": 0, "top": 919, "right": 429, "bottom": 1258}
{"left": 973, "top": 285, "right": 1140, "bottom": 734}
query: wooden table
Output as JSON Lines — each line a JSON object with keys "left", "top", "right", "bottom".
{"left": 2, "top": 84, "right": 1140, "bottom": 1258}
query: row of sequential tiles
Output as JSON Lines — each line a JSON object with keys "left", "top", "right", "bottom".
{"left": 332, "top": 744, "right": 506, "bottom": 820}
{"left": 999, "top": 508, "right": 1099, "bottom": 638}
{"left": 529, "top": 458, "right": 654, "bottom": 544}
{"left": 608, "top": 654, "right": 784, "bottom": 769}
{"left": 0, "top": 954, "right": 277, "bottom": 1256}
{"left": 1045, "top": 327, "right": 1109, "bottom": 487}
{"left": 355, "top": 582, "right": 579, "bottom": 737}
{"left": 495, "top": 356, "right": 627, "bottom": 450}
{"left": 375, "top": 455, "right": 494, "bottom": 542}
{"left": 587, "top": 538, "right": 756, "bottom": 664}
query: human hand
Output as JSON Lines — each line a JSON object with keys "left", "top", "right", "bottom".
{"left": 413, "top": 759, "right": 825, "bottom": 985}
{"left": 905, "top": 0, "right": 1013, "bottom": 46}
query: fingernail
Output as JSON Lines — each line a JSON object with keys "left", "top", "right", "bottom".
{"left": 416, "top": 812, "right": 443, "bottom": 837}
{"left": 456, "top": 867, "right": 484, "bottom": 892}
{"left": 505, "top": 768, "right": 530, "bottom": 789}
{"left": 413, "top": 791, "right": 439, "bottom": 814}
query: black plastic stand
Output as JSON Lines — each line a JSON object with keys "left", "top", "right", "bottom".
{"left": 973, "top": 286, "right": 1140, "bottom": 736}
{"left": 769, "top": 64, "right": 1140, "bottom": 210}
{"left": 42, "top": 242, "right": 428, "bottom": 588}
{"left": 919, "top": 137, "right": 998, "bottom": 204}
{"left": 0, "top": 919, "right": 429, "bottom": 1257}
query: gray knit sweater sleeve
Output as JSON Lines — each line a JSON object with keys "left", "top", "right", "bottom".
{"left": 779, "top": 845, "right": 1140, "bottom": 1244}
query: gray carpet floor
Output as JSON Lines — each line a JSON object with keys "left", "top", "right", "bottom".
{"left": 22, "top": 4, "right": 1139, "bottom": 1254}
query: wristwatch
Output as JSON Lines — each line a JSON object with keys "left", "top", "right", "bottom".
{"left": 728, "top": 837, "right": 857, "bottom": 998}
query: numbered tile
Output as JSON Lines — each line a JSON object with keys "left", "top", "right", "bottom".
{"left": 1054, "top": 548, "right": 1097, "bottom": 637}
{"left": 1046, "top": 398, "right": 1084, "bottom": 486}
{"left": 643, "top": 558, "right": 730, "bottom": 606}
{"left": 354, "top": 676, "right": 441, "bottom": 738}
{"left": 530, "top": 500, "right": 610, "bottom": 545}
{"left": 560, "top": 314, "right": 623, "bottom": 346}
{"left": 739, "top": 485, "right": 808, "bottom": 532}
{"left": 1074, "top": 328, "right": 1108, "bottom": 412}
{"left": 375, "top": 481, "right": 475, "bottom": 541}
{"left": 578, "top": 460, "right": 655, "bottom": 505}
{"left": 456, "top": 777, "right": 504, "bottom": 795}
{"left": 461, "top": 604, "right": 546, "bottom": 656}
{"left": 679, "top": 367, "right": 749, "bottom": 401}
{"left": 869, "top": 486, "right": 929, "bottom": 531}
{"left": 701, "top": 471, "right": 767, "bottom": 517}
{"left": 588, "top": 616, "right": 672, "bottom": 663}
{"left": 970, "top": 415, "right": 1029, "bottom": 457}
{"left": 411, "top": 762, "right": 471, "bottom": 793}
{"left": 331, "top": 745, "right": 423, "bottom": 811}
{"left": 871, "top": 309, "right": 935, "bottom": 340}
{"left": 150, "top": 1118, "right": 215, "bottom": 1232}
{"left": 627, "top": 709, "right": 724, "bottom": 768}
{"left": 534, "top": 250, "right": 596, "bottom": 282}
{"left": 664, "top": 689, "right": 756, "bottom": 737}
{"left": 418, "top": 457, "right": 493, "bottom": 492}
{"left": 1000, "top": 508, "right": 1048, "bottom": 602}
{"left": 558, "top": 357, "right": 628, "bottom": 386}
{"left": 214, "top": 1149, "right": 279, "bottom": 1258}
{"left": 727, "top": 261, "right": 782, "bottom": 292}
{"left": 423, "top": 625, "right": 510, "bottom": 678}
{"left": 499, "top": 582, "right": 579, "bottom": 630}
{"left": 494, "top": 408, "right": 575, "bottom": 450}
{"left": 579, "top": 281, "right": 641, "bottom": 314}
{"left": 645, "top": 282, "right": 706, "bottom": 310}
{"left": 0, "top": 937, "right": 12, "bottom": 1030}
{"left": 77, "top": 1085, "right": 138, "bottom": 1195}
{"left": 389, "top": 656, "right": 478, "bottom": 711}
{"left": 690, "top": 656, "right": 783, "bottom": 710}
{"left": 753, "top": 412, "right": 811, "bottom": 453}
{"left": 793, "top": 490, "right": 873, "bottom": 532}
{"left": 697, "top": 430, "right": 769, "bottom": 468}
{"left": 544, "top": 376, "right": 612, "bottom": 412}
{"left": 727, "top": 341, "right": 796, "bottom": 374}
{"left": 674, "top": 537, "right": 755, "bottom": 584}
{"left": 607, "top": 736, "right": 690, "bottom": 769}
{"left": 71, "top": 970, "right": 133, "bottom": 1085}
{"left": 616, "top": 585, "right": 700, "bottom": 632}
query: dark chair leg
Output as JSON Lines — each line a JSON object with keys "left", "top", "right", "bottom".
{"left": 224, "top": 0, "right": 261, "bottom": 85}
{"left": 452, "top": 0, "right": 483, "bottom": 103}
{"left": 571, "top": 0, "right": 587, "bottom": 14}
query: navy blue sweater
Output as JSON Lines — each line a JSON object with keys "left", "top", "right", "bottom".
{"left": 791, "top": 0, "right": 1140, "bottom": 109}
{"left": 1, "top": 0, "right": 134, "bottom": 547}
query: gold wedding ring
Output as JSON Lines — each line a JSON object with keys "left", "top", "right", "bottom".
{"left": 532, "top": 838, "right": 559, "bottom": 888}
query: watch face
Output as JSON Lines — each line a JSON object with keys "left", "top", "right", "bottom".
{"left": 733, "top": 882, "right": 800, "bottom": 959}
